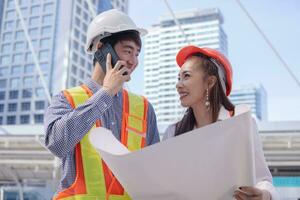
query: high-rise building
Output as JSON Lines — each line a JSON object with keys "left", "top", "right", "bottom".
{"left": 144, "top": 8, "right": 227, "bottom": 126}
{"left": 110, "top": 0, "right": 128, "bottom": 13}
{"left": 229, "top": 84, "right": 268, "bottom": 121}
{"left": 0, "top": 0, "right": 127, "bottom": 125}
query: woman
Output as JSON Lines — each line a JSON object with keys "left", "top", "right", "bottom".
{"left": 163, "top": 45, "right": 279, "bottom": 200}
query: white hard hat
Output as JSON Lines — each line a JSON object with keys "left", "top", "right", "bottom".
{"left": 85, "top": 9, "right": 147, "bottom": 54}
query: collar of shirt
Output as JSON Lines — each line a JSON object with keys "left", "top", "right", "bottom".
{"left": 84, "top": 78, "right": 122, "bottom": 97}
{"left": 218, "top": 104, "right": 251, "bottom": 121}
{"left": 218, "top": 106, "right": 231, "bottom": 121}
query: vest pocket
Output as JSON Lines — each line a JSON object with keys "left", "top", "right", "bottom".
{"left": 125, "top": 114, "right": 146, "bottom": 137}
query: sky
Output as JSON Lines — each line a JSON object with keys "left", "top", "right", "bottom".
{"left": 126, "top": 0, "right": 300, "bottom": 121}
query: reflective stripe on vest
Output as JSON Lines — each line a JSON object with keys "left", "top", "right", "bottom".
{"left": 54, "top": 85, "right": 148, "bottom": 200}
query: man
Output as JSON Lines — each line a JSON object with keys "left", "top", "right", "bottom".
{"left": 44, "top": 9, "right": 160, "bottom": 199}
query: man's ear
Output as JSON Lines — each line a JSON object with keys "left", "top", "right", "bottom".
{"left": 207, "top": 76, "right": 217, "bottom": 90}
{"left": 96, "top": 41, "right": 103, "bottom": 49}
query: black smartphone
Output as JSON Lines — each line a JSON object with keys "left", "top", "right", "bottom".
{"left": 94, "top": 43, "right": 120, "bottom": 74}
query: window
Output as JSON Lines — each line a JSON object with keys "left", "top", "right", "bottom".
{"left": 15, "top": 30, "right": 25, "bottom": 40}
{"left": 84, "top": 2, "right": 88, "bottom": 9}
{"left": 36, "top": 75, "right": 47, "bottom": 85}
{"left": 75, "top": 17, "right": 80, "bottom": 27}
{"left": 79, "top": 69, "right": 84, "bottom": 79}
{"left": 71, "top": 65, "right": 77, "bottom": 75}
{"left": 31, "top": 5, "right": 40, "bottom": 15}
{"left": 25, "top": 64, "right": 35, "bottom": 73}
{"left": 44, "top": 3, "right": 54, "bottom": 12}
{"left": 0, "top": 80, "right": 7, "bottom": 88}
{"left": 80, "top": 58, "right": 85, "bottom": 67}
{"left": 3, "top": 32, "right": 13, "bottom": 41}
{"left": 7, "top": 116, "right": 16, "bottom": 124}
{"left": 26, "top": 52, "right": 33, "bottom": 62}
{"left": 41, "top": 26, "right": 51, "bottom": 36}
{"left": 71, "top": 77, "right": 76, "bottom": 86}
{"left": 21, "top": 7, "right": 27, "bottom": 15}
{"left": 29, "top": 28, "right": 39, "bottom": 38}
{"left": 39, "top": 50, "right": 49, "bottom": 60}
{"left": 10, "top": 78, "right": 21, "bottom": 88}
{"left": 0, "top": 104, "right": 4, "bottom": 112}
{"left": 76, "top": 6, "right": 81, "bottom": 15}
{"left": 40, "top": 38, "right": 50, "bottom": 48}
{"left": 81, "top": 35, "right": 86, "bottom": 43}
{"left": 11, "top": 65, "right": 22, "bottom": 75}
{"left": 72, "top": 52, "right": 78, "bottom": 62}
{"left": 0, "top": 92, "right": 5, "bottom": 100}
{"left": 19, "top": 0, "right": 27, "bottom": 5}
{"left": 24, "top": 76, "right": 34, "bottom": 87}
{"left": 21, "top": 102, "right": 31, "bottom": 111}
{"left": 83, "top": 12, "right": 88, "bottom": 21}
{"left": 34, "top": 114, "right": 44, "bottom": 123}
{"left": 35, "top": 88, "right": 45, "bottom": 97}
{"left": 0, "top": 67, "right": 9, "bottom": 77}
{"left": 2, "top": 44, "right": 11, "bottom": 53}
{"left": 81, "top": 45, "right": 85, "bottom": 54}
{"left": 22, "top": 89, "right": 32, "bottom": 98}
{"left": 4, "top": 21, "right": 14, "bottom": 30}
{"left": 35, "top": 101, "right": 45, "bottom": 110}
{"left": 8, "top": 103, "right": 17, "bottom": 112}
{"left": 1, "top": 56, "right": 10, "bottom": 65}
{"left": 7, "top": 0, "right": 14, "bottom": 8}
{"left": 0, "top": 117, "right": 2, "bottom": 125}
{"left": 14, "top": 42, "right": 25, "bottom": 51}
{"left": 29, "top": 17, "right": 39, "bottom": 26}
{"left": 40, "top": 63, "right": 49, "bottom": 72}
{"left": 13, "top": 54, "right": 23, "bottom": 63}
{"left": 6, "top": 10, "right": 15, "bottom": 19}
{"left": 74, "top": 29, "right": 80, "bottom": 38}
{"left": 9, "top": 90, "right": 18, "bottom": 99}
{"left": 42, "top": 15, "right": 53, "bottom": 24}
{"left": 82, "top": 23, "right": 87, "bottom": 32}
{"left": 73, "top": 40, "right": 79, "bottom": 50}
{"left": 31, "top": 40, "right": 38, "bottom": 49}
{"left": 20, "top": 115, "right": 30, "bottom": 124}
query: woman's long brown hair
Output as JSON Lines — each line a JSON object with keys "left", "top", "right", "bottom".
{"left": 175, "top": 53, "right": 235, "bottom": 136}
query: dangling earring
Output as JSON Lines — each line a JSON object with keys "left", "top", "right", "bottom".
{"left": 205, "top": 88, "right": 210, "bottom": 111}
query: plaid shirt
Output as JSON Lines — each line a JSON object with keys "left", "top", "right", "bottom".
{"left": 44, "top": 78, "right": 160, "bottom": 192}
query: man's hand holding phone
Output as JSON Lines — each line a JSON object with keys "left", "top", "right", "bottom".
{"left": 102, "top": 53, "right": 130, "bottom": 96}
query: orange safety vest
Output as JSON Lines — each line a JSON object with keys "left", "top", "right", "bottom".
{"left": 54, "top": 85, "right": 148, "bottom": 200}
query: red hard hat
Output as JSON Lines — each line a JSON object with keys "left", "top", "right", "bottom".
{"left": 176, "top": 45, "right": 233, "bottom": 96}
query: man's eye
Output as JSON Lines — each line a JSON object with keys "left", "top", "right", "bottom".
{"left": 184, "top": 74, "right": 190, "bottom": 78}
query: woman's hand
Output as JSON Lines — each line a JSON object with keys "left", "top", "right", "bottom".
{"left": 234, "top": 186, "right": 271, "bottom": 200}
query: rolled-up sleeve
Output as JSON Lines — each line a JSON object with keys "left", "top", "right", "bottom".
{"left": 44, "top": 89, "right": 112, "bottom": 158}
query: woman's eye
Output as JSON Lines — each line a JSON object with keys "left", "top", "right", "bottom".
{"left": 184, "top": 74, "right": 190, "bottom": 78}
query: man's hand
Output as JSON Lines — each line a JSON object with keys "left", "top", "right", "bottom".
{"left": 234, "top": 186, "right": 271, "bottom": 200}
{"left": 102, "top": 53, "right": 130, "bottom": 96}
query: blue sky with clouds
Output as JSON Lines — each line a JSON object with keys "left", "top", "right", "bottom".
{"left": 127, "top": 0, "right": 300, "bottom": 121}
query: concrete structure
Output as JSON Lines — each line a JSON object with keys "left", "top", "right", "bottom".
{"left": 230, "top": 85, "right": 268, "bottom": 121}
{"left": 258, "top": 121, "right": 300, "bottom": 199}
{"left": 144, "top": 8, "right": 227, "bottom": 127}
{"left": 1, "top": 121, "right": 300, "bottom": 199}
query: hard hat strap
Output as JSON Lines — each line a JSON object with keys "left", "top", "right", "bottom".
{"left": 209, "top": 58, "right": 227, "bottom": 94}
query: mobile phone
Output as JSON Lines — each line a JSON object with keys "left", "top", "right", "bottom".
{"left": 94, "top": 43, "right": 120, "bottom": 74}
